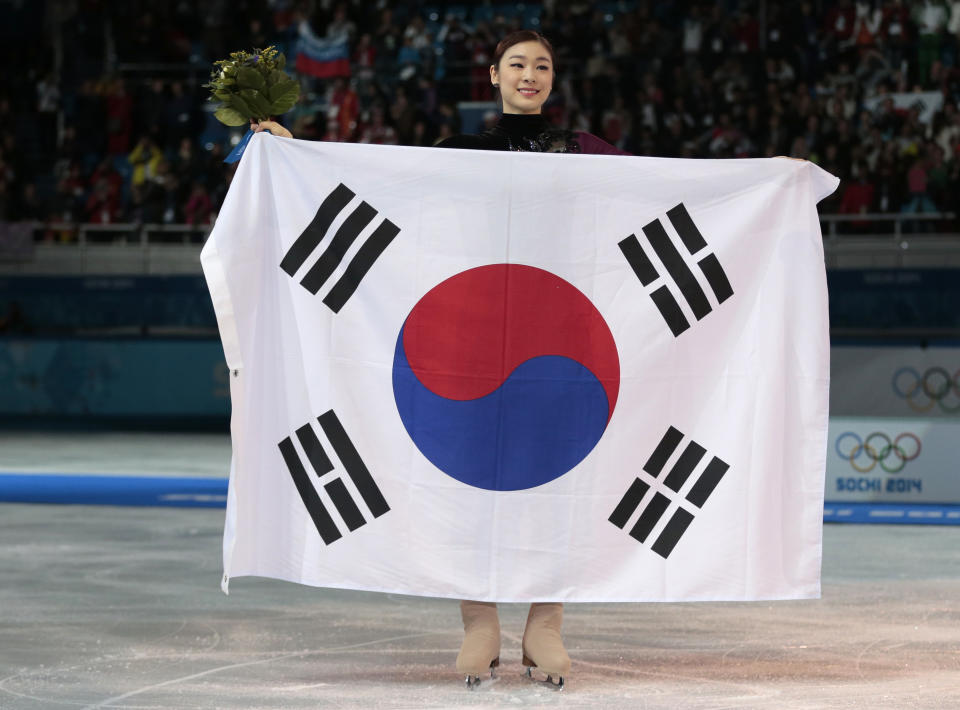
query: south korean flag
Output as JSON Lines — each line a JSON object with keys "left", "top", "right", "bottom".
{"left": 202, "top": 134, "right": 838, "bottom": 602}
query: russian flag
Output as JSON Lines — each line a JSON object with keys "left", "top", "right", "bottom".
{"left": 295, "top": 20, "right": 350, "bottom": 78}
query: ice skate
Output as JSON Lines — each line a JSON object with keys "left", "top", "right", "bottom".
{"left": 456, "top": 600, "right": 500, "bottom": 689}
{"left": 521, "top": 602, "right": 569, "bottom": 690}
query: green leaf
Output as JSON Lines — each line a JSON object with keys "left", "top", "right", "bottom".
{"left": 214, "top": 89, "right": 232, "bottom": 101}
{"left": 276, "top": 53, "right": 286, "bottom": 71}
{"left": 214, "top": 106, "right": 248, "bottom": 126}
{"left": 270, "top": 96, "right": 298, "bottom": 115}
{"left": 227, "top": 93, "right": 255, "bottom": 117}
{"left": 240, "top": 89, "right": 273, "bottom": 119}
{"left": 267, "top": 78, "right": 297, "bottom": 102}
{"left": 266, "top": 69, "right": 286, "bottom": 87}
{"left": 236, "top": 66, "right": 266, "bottom": 91}
{"left": 268, "top": 80, "right": 300, "bottom": 114}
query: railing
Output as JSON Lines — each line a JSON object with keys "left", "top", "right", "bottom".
{"left": 1, "top": 222, "right": 212, "bottom": 275}
{"left": 2, "top": 215, "right": 960, "bottom": 275}
{"left": 25, "top": 215, "right": 960, "bottom": 243}
{"left": 818, "top": 213, "right": 960, "bottom": 269}
{"left": 819, "top": 212, "right": 958, "bottom": 239}
{"left": 32, "top": 222, "right": 212, "bottom": 245}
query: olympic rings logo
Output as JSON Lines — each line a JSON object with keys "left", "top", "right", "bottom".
{"left": 892, "top": 367, "right": 960, "bottom": 414}
{"left": 835, "top": 432, "right": 922, "bottom": 474}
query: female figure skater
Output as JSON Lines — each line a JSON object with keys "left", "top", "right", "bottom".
{"left": 436, "top": 30, "right": 624, "bottom": 157}
{"left": 252, "top": 29, "right": 623, "bottom": 690}
{"left": 436, "top": 30, "right": 624, "bottom": 691}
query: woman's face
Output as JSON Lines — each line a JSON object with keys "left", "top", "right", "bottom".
{"left": 490, "top": 40, "right": 553, "bottom": 115}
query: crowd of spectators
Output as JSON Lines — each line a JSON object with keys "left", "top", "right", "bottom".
{"left": 2, "top": 0, "right": 960, "bottom": 235}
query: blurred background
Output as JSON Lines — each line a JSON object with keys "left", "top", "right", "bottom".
{"left": 0, "top": 0, "right": 958, "bottom": 517}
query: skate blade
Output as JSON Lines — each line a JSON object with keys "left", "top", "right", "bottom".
{"left": 524, "top": 666, "right": 564, "bottom": 691}
{"left": 464, "top": 660, "right": 500, "bottom": 691}
{"left": 465, "top": 672, "right": 500, "bottom": 691}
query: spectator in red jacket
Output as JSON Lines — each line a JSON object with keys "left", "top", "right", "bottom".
{"left": 183, "top": 182, "right": 213, "bottom": 225}
{"left": 85, "top": 177, "right": 121, "bottom": 224}
{"left": 839, "top": 163, "right": 876, "bottom": 233}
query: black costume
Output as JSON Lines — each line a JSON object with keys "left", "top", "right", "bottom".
{"left": 436, "top": 113, "right": 627, "bottom": 155}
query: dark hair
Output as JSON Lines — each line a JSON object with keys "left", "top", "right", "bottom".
{"left": 491, "top": 30, "right": 557, "bottom": 74}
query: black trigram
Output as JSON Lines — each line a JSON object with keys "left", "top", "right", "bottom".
{"left": 280, "top": 183, "right": 400, "bottom": 313}
{"left": 278, "top": 410, "right": 390, "bottom": 544}
{"left": 619, "top": 203, "right": 733, "bottom": 337}
{"left": 609, "top": 425, "right": 729, "bottom": 558}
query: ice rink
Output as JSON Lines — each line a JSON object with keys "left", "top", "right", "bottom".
{"left": 2, "top": 433, "right": 960, "bottom": 709}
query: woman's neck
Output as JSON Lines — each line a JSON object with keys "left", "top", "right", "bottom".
{"left": 492, "top": 113, "right": 551, "bottom": 143}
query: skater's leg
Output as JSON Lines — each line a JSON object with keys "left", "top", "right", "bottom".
{"left": 456, "top": 600, "right": 500, "bottom": 687}
{"left": 521, "top": 602, "right": 570, "bottom": 686}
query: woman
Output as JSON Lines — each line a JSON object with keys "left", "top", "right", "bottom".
{"left": 435, "top": 30, "right": 625, "bottom": 691}
{"left": 435, "top": 30, "right": 624, "bottom": 157}
{"left": 252, "top": 29, "right": 620, "bottom": 690}
{"left": 437, "top": 30, "right": 621, "bottom": 687}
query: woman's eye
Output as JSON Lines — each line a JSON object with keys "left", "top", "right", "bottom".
{"left": 538, "top": 65, "right": 549, "bottom": 71}
{"left": 511, "top": 63, "right": 523, "bottom": 68}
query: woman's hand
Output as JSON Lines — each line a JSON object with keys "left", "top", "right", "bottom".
{"left": 250, "top": 120, "right": 293, "bottom": 139}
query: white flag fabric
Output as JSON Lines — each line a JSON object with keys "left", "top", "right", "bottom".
{"left": 202, "top": 134, "right": 838, "bottom": 602}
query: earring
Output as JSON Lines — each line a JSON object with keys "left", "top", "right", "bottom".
{"left": 493, "top": 83, "right": 499, "bottom": 87}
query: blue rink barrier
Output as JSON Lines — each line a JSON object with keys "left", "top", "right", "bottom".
{"left": 3, "top": 475, "right": 960, "bottom": 523}
{"left": 0, "top": 474, "right": 227, "bottom": 507}
{"left": 0, "top": 338, "right": 230, "bottom": 421}
{"left": 823, "top": 501, "right": 960, "bottom": 525}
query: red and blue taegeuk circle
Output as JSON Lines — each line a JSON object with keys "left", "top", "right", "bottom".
{"left": 392, "top": 264, "right": 620, "bottom": 491}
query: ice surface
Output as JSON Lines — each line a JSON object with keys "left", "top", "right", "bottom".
{"left": 1, "top": 503, "right": 959, "bottom": 709}
{"left": 0, "top": 432, "right": 230, "bottom": 478}
{"left": 1, "top": 433, "right": 959, "bottom": 708}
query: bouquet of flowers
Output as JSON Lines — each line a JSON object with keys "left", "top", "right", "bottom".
{"left": 204, "top": 46, "right": 300, "bottom": 126}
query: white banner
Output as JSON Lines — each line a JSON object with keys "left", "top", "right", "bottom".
{"left": 827, "top": 417, "right": 960, "bottom": 503}
{"left": 202, "top": 135, "right": 837, "bottom": 602}
{"left": 863, "top": 91, "right": 944, "bottom": 125}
